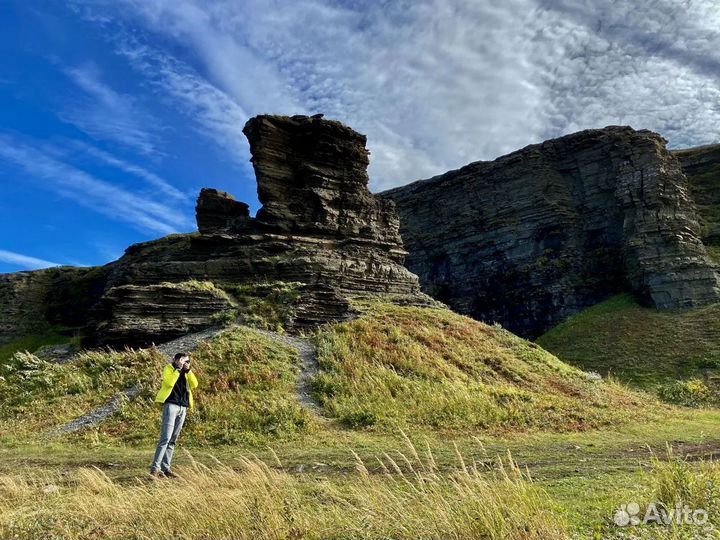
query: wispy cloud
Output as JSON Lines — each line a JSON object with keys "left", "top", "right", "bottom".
{"left": 60, "top": 64, "right": 162, "bottom": 155}
{"left": 0, "top": 250, "right": 60, "bottom": 270}
{"left": 0, "top": 133, "right": 187, "bottom": 235}
{"left": 115, "top": 36, "right": 255, "bottom": 167}
{"left": 74, "top": 0, "right": 720, "bottom": 189}
{"left": 70, "top": 140, "right": 188, "bottom": 201}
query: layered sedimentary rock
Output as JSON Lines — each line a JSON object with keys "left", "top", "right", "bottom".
{"left": 244, "top": 114, "right": 403, "bottom": 246}
{"left": 674, "top": 144, "right": 720, "bottom": 254}
{"left": 97, "top": 283, "right": 235, "bottom": 346}
{"left": 383, "top": 127, "right": 720, "bottom": 338}
{"left": 195, "top": 188, "right": 251, "bottom": 234}
{"left": 0, "top": 266, "right": 109, "bottom": 345}
{"left": 0, "top": 114, "right": 429, "bottom": 348}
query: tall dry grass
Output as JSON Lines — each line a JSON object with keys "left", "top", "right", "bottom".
{"left": 0, "top": 439, "right": 568, "bottom": 539}
{"left": 598, "top": 447, "right": 720, "bottom": 540}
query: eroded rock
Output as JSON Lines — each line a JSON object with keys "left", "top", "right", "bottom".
{"left": 674, "top": 144, "right": 720, "bottom": 252}
{"left": 196, "top": 188, "right": 251, "bottom": 234}
{"left": 383, "top": 126, "right": 720, "bottom": 337}
{"left": 0, "top": 114, "right": 431, "bottom": 347}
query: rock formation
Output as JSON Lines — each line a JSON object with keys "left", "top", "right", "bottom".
{"left": 0, "top": 266, "right": 109, "bottom": 345}
{"left": 382, "top": 127, "right": 720, "bottom": 338}
{"left": 674, "top": 144, "right": 720, "bottom": 256}
{"left": 195, "top": 188, "right": 251, "bottom": 234}
{"left": 0, "top": 114, "right": 430, "bottom": 348}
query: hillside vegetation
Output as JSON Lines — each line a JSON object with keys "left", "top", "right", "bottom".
{"left": 538, "top": 294, "right": 720, "bottom": 406}
{"left": 4, "top": 302, "right": 720, "bottom": 539}
{"left": 310, "top": 303, "right": 647, "bottom": 431}
{"left": 0, "top": 304, "right": 651, "bottom": 443}
{"left": 0, "top": 328, "right": 310, "bottom": 444}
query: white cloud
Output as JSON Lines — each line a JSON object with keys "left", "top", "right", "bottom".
{"left": 0, "top": 134, "right": 188, "bottom": 235}
{"left": 0, "top": 250, "right": 60, "bottom": 270}
{"left": 113, "top": 38, "right": 254, "bottom": 168}
{"left": 61, "top": 64, "right": 162, "bottom": 155}
{"left": 74, "top": 0, "right": 720, "bottom": 189}
{"left": 530, "top": 0, "right": 720, "bottom": 147}
{"left": 70, "top": 140, "right": 188, "bottom": 201}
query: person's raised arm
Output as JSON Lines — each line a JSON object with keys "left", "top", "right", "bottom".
{"left": 162, "top": 363, "right": 181, "bottom": 389}
{"left": 186, "top": 369, "right": 198, "bottom": 390}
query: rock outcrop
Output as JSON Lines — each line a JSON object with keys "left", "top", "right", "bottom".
{"left": 195, "top": 188, "right": 251, "bottom": 234}
{"left": 383, "top": 127, "right": 720, "bottom": 338}
{"left": 0, "top": 266, "right": 109, "bottom": 345}
{"left": 674, "top": 144, "right": 720, "bottom": 255}
{"left": 244, "top": 114, "right": 403, "bottom": 247}
{"left": 0, "top": 114, "right": 430, "bottom": 348}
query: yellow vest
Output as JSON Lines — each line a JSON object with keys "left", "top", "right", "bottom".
{"left": 154, "top": 364, "right": 198, "bottom": 409}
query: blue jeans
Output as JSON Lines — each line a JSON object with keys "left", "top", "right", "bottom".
{"left": 150, "top": 403, "right": 187, "bottom": 473}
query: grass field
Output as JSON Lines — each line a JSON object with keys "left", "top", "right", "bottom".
{"left": 537, "top": 294, "right": 720, "bottom": 406}
{"left": 1, "top": 302, "right": 720, "bottom": 538}
{"left": 1, "top": 414, "right": 720, "bottom": 538}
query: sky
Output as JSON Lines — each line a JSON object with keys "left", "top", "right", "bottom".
{"left": 1, "top": 0, "right": 719, "bottom": 273}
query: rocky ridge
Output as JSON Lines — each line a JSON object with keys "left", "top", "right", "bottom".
{"left": 674, "top": 144, "right": 720, "bottom": 258}
{"left": 382, "top": 127, "right": 720, "bottom": 337}
{"left": 0, "top": 114, "right": 430, "bottom": 348}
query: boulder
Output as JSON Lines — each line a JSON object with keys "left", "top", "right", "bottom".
{"left": 195, "top": 188, "right": 251, "bottom": 234}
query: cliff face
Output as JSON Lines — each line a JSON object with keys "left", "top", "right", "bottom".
{"left": 0, "top": 266, "right": 109, "bottom": 345}
{"left": 674, "top": 144, "right": 720, "bottom": 257}
{"left": 0, "top": 114, "right": 430, "bottom": 348}
{"left": 383, "top": 127, "right": 720, "bottom": 338}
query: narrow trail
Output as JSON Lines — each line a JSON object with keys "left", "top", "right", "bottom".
{"left": 248, "top": 327, "right": 322, "bottom": 413}
{"left": 52, "top": 326, "right": 229, "bottom": 435}
{"left": 52, "top": 324, "right": 324, "bottom": 435}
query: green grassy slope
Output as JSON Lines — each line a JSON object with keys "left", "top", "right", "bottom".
{"left": 537, "top": 294, "right": 720, "bottom": 405}
{"left": 0, "top": 328, "right": 310, "bottom": 444}
{"left": 310, "top": 303, "right": 648, "bottom": 431}
{"left": 0, "top": 304, "right": 652, "bottom": 443}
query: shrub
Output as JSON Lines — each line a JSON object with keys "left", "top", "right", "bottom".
{"left": 657, "top": 379, "right": 716, "bottom": 408}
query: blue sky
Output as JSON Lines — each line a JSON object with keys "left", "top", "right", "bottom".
{"left": 1, "top": 0, "right": 719, "bottom": 273}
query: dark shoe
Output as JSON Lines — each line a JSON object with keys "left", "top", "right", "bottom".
{"left": 149, "top": 470, "right": 165, "bottom": 480}
{"left": 162, "top": 470, "right": 179, "bottom": 479}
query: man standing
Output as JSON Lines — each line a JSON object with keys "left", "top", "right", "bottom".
{"left": 150, "top": 352, "right": 198, "bottom": 478}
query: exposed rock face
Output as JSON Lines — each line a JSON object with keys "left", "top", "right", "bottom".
{"left": 0, "top": 114, "right": 430, "bottom": 348}
{"left": 195, "top": 188, "right": 251, "bottom": 234}
{"left": 243, "top": 115, "right": 403, "bottom": 247}
{"left": 0, "top": 266, "right": 109, "bottom": 345}
{"left": 674, "top": 144, "right": 720, "bottom": 254}
{"left": 383, "top": 127, "right": 720, "bottom": 338}
{"left": 97, "top": 283, "right": 235, "bottom": 346}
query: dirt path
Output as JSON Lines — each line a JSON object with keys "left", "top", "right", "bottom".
{"left": 248, "top": 328, "right": 322, "bottom": 413}
{"left": 53, "top": 326, "right": 229, "bottom": 435}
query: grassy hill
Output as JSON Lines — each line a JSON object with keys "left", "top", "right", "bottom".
{"left": 0, "top": 303, "right": 651, "bottom": 444}
{"left": 0, "top": 327, "right": 310, "bottom": 444}
{"left": 311, "top": 303, "right": 647, "bottom": 431}
{"left": 537, "top": 294, "right": 720, "bottom": 406}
